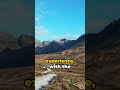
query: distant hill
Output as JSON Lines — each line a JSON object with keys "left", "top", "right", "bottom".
{"left": 35, "top": 35, "right": 85, "bottom": 54}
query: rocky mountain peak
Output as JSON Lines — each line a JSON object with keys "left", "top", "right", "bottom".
{"left": 60, "top": 38, "right": 67, "bottom": 41}
{"left": 0, "top": 32, "right": 20, "bottom": 51}
{"left": 18, "top": 34, "right": 34, "bottom": 47}
{"left": 42, "top": 41, "right": 50, "bottom": 46}
{"left": 35, "top": 39, "right": 43, "bottom": 48}
{"left": 100, "top": 19, "right": 120, "bottom": 35}
{"left": 35, "top": 36, "right": 83, "bottom": 54}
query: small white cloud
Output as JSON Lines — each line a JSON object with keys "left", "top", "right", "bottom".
{"left": 50, "top": 34, "right": 80, "bottom": 40}
{"left": 35, "top": 26, "right": 48, "bottom": 38}
{"left": 35, "top": 17, "right": 40, "bottom": 21}
{"left": 36, "top": 0, "right": 56, "bottom": 21}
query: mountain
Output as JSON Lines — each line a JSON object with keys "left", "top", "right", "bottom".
{"left": 86, "top": 19, "right": 120, "bottom": 50}
{"left": 0, "top": 33, "right": 35, "bottom": 88}
{"left": 18, "top": 34, "right": 34, "bottom": 47}
{"left": 0, "top": 32, "right": 34, "bottom": 51}
{"left": 43, "top": 41, "right": 50, "bottom": 46}
{"left": 0, "top": 32, "right": 35, "bottom": 68}
{"left": 35, "top": 36, "right": 84, "bottom": 54}
{"left": 0, "top": 32, "right": 20, "bottom": 51}
{"left": 35, "top": 39, "right": 43, "bottom": 48}
{"left": 86, "top": 19, "right": 120, "bottom": 89}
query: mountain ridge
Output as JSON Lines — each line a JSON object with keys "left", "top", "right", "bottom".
{"left": 0, "top": 33, "right": 34, "bottom": 68}
{"left": 86, "top": 18, "right": 120, "bottom": 89}
{"left": 35, "top": 35, "right": 85, "bottom": 54}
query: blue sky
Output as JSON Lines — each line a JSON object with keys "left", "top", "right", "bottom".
{"left": 35, "top": 0, "right": 85, "bottom": 41}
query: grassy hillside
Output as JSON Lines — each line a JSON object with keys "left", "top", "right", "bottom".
{"left": 35, "top": 46, "right": 85, "bottom": 90}
{"left": 0, "top": 66, "right": 34, "bottom": 90}
{"left": 86, "top": 41, "right": 120, "bottom": 90}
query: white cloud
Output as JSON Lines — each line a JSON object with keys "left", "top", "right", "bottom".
{"left": 35, "top": 16, "right": 43, "bottom": 22}
{"left": 35, "top": 17, "right": 40, "bottom": 21}
{"left": 35, "top": 26, "right": 48, "bottom": 38}
{"left": 35, "top": 0, "right": 56, "bottom": 22}
{"left": 50, "top": 34, "right": 80, "bottom": 40}
{"left": 39, "top": 1, "right": 48, "bottom": 16}
{"left": 35, "top": 1, "right": 46, "bottom": 22}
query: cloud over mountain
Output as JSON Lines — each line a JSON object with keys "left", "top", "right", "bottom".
{"left": 35, "top": 26, "right": 48, "bottom": 38}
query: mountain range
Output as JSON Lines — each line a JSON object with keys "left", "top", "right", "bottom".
{"left": 0, "top": 33, "right": 34, "bottom": 67}
{"left": 35, "top": 35, "right": 85, "bottom": 54}
{"left": 0, "top": 32, "right": 34, "bottom": 51}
